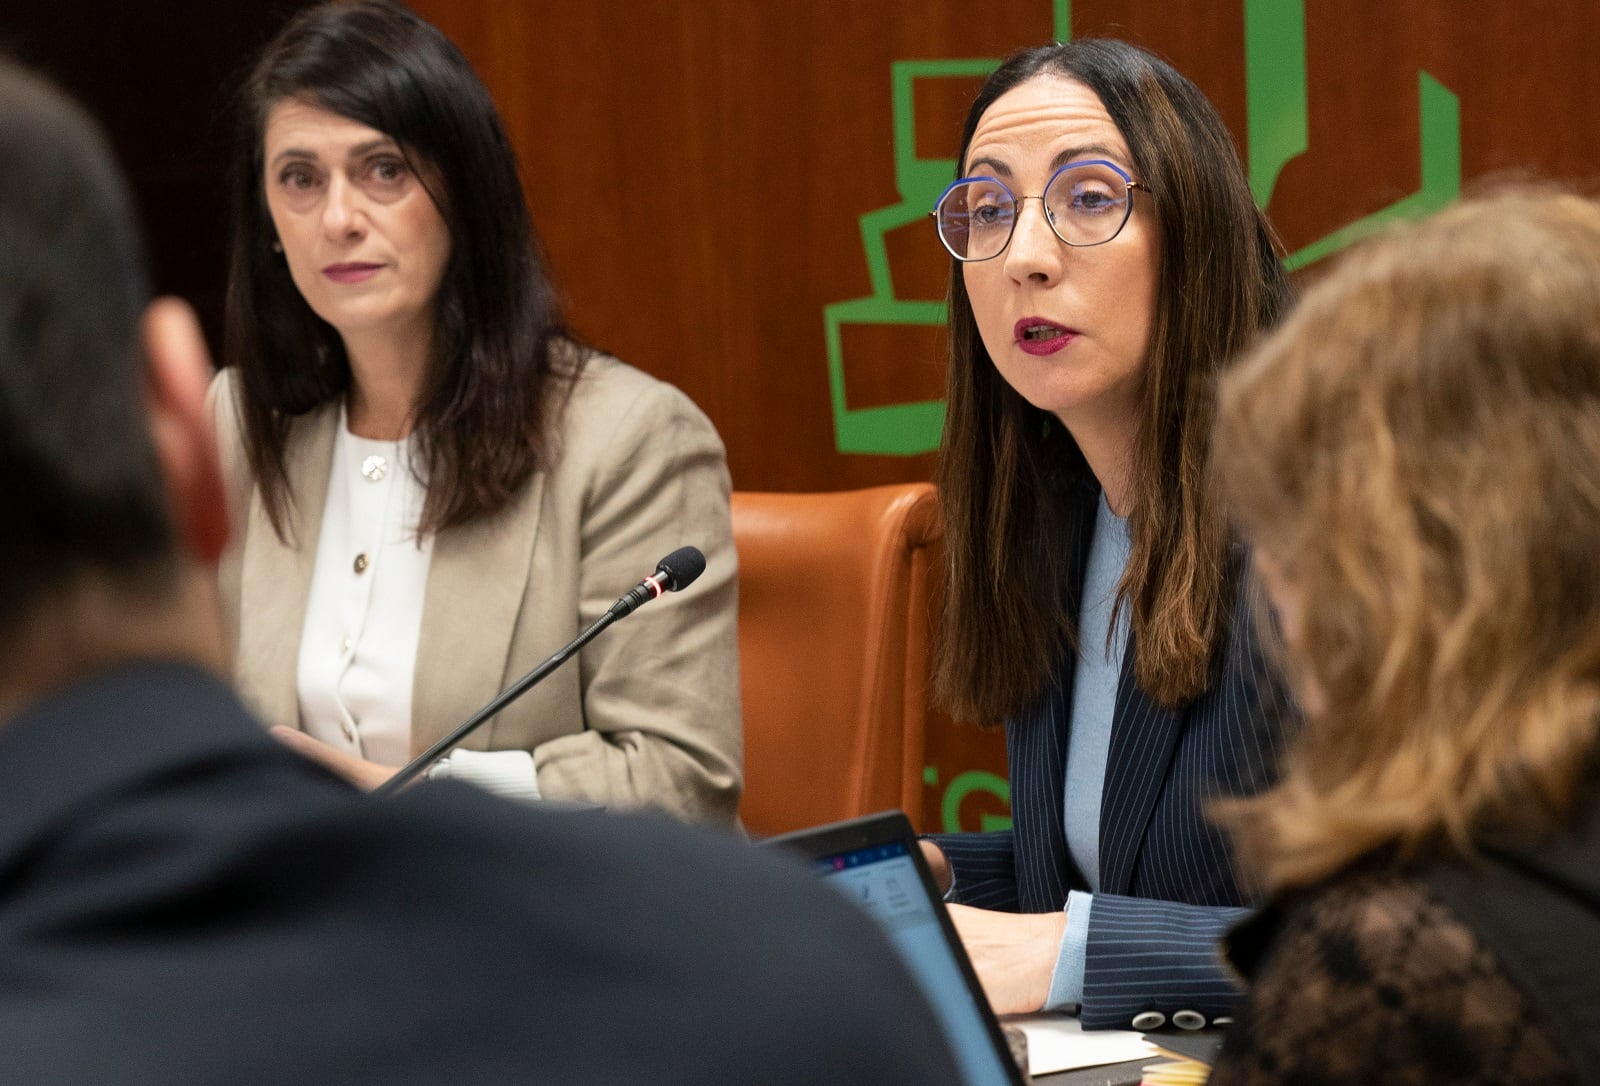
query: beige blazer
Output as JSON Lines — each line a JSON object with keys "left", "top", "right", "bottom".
{"left": 211, "top": 354, "right": 742, "bottom": 824}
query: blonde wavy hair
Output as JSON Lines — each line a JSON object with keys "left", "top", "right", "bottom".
{"left": 1212, "top": 190, "right": 1600, "bottom": 892}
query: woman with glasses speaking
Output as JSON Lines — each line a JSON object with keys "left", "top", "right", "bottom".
{"left": 918, "top": 40, "right": 1299, "bottom": 1029}
{"left": 210, "top": 0, "right": 741, "bottom": 823}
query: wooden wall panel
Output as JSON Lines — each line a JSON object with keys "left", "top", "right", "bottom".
{"left": 411, "top": 1, "right": 1048, "bottom": 491}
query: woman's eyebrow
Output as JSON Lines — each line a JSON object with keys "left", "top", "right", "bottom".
{"left": 964, "top": 142, "right": 1128, "bottom": 179}
{"left": 268, "top": 147, "right": 316, "bottom": 168}
{"left": 964, "top": 155, "right": 1011, "bottom": 178}
{"left": 1050, "top": 143, "right": 1124, "bottom": 170}
{"left": 346, "top": 137, "right": 397, "bottom": 158}
{"left": 268, "top": 137, "right": 397, "bottom": 169}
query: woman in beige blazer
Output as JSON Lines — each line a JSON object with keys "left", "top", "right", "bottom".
{"left": 212, "top": 0, "right": 740, "bottom": 824}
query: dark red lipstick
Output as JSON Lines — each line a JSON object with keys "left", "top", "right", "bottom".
{"left": 1013, "top": 318, "right": 1078, "bottom": 357}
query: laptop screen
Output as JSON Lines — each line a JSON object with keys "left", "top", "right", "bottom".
{"left": 772, "top": 813, "right": 1024, "bottom": 1086}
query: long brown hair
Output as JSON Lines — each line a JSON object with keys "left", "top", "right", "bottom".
{"left": 223, "top": 0, "right": 578, "bottom": 541}
{"left": 933, "top": 40, "right": 1289, "bottom": 724}
{"left": 1213, "top": 190, "right": 1600, "bottom": 892}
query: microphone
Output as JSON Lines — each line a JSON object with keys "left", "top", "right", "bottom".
{"left": 375, "top": 546, "right": 706, "bottom": 797}
{"left": 609, "top": 545, "right": 707, "bottom": 618}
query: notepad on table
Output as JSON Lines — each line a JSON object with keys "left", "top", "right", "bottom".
{"left": 1002, "top": 1013, "right": 1156, "bottom": 1076}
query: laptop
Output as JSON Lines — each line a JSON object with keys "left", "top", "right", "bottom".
{"left": 764, "top": 811, "right": 1027, "bottom": 1086}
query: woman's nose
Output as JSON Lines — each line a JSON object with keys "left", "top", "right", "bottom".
{"left": 320, "top": 174, "right": 366, "bottom": 240}
{"left": 1002, "top": 197, "right": 1063, "bottom": 285}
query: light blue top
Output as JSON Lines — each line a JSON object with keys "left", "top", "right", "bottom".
{"left": 1046, "top": 491, "right": 1131, "bottom": 1010}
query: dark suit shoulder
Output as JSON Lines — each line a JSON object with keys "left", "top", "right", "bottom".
{"left": 0, "top": 748, "right": 960, "bottom": 1085}
{"left": 306, "top": 784, "right": 966, "bottom": 1083}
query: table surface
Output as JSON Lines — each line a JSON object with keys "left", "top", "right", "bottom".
{"left": 1033, "top": 1055, "right": 1151, "bottom": 1085}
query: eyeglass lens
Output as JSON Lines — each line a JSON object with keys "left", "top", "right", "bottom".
{"left": 936, "top": 161, "right": 1134, "bottom": 260}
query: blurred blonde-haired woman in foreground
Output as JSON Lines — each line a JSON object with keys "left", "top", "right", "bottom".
{"left": 1207, "top": 190, "right": 1600, "bottom": 1084}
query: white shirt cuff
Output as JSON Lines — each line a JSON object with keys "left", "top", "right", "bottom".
{"left": 427, "top": 748, "right": 543, "bottom": 803}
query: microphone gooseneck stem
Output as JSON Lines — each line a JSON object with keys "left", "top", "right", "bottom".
{"left": 375, "top": 609, "right": 620, "bottom": 796}
{"left": 370, "top": 546, "right": 703, "bottom": 800}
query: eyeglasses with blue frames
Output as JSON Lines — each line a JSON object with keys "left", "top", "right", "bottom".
{"left": 930, "top": 158, "right": 1148, "bottom": 262}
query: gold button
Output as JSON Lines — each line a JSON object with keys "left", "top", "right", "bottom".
{"left": 353, "top": 553, "right": 369, "bottom": 574}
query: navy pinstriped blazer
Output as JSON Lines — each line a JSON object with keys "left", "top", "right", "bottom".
{"left": 929, "top": 481, "right": 1298, "bottom": 1030}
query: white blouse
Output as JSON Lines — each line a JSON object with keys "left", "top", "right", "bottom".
{"left": 296, "top": 407, "right": 550, "bottom": 799}
{"left": 296, "top": 412, "right": 431, "bottom": 766}
{"left": 293, "top": 412, "right": 540, "bottom": 800}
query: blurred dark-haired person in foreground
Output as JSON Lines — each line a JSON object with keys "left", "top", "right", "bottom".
{"left": 215, "top": 0, "right": 741, "bottom": 819}
{"left": 1208, "top": 190, "right": 1600, "bottom": 1084}
{"left": 0, "top": 59, "right": 961, "bottom": 1086}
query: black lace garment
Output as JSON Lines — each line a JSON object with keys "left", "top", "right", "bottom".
{"left": 1209, "top": 865, "right": 1578, "bottom": 1085}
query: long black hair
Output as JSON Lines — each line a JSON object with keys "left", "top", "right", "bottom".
{"left": 224, "top": 0, "right": 579, "bottom": 539}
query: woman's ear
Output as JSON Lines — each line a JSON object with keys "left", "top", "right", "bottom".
{"left": 141, "top": 297, "right": 230, "bottom": 564}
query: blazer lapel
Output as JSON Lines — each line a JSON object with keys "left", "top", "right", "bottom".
{"left": 1009, "top": 675, "right": 1074, "bottom": 910}
{"left": 235, "top": 405, "right": 336, "bottom": 730}
{"left": 410, "top": 473, "right": 545, "bottom": 756}
{"left": 1098, "top": 640, "right": 1192, "bottom": 896}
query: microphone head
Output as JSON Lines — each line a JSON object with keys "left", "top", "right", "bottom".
{"left": 654, "top": 546, "right": 706, "bottom": 592}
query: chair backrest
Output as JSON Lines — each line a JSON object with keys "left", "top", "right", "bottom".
{"left": 732, "top": 484, "right": 942, "bottom": 837}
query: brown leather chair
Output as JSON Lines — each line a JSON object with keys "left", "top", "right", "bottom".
{"left": 732, "top": 484, "right": 942, "bottom": 837}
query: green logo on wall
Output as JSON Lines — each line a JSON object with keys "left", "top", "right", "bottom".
{"left": 823, "top": 0, "right": 1461, "bottom": 456}
{"left": 925, "top": 765, "right": 1015, "bottom": 834}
